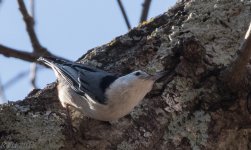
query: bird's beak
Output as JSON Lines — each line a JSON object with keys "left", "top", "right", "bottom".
{"left": 148, "top": 71, "right": 167, "bottom": 81}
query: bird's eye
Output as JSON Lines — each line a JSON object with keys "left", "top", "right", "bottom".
{"left": 135, "top": 72, "right": 141, "bottom": 76}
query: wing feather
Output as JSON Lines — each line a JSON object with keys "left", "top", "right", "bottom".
{"left": 39, "top": 57, "right": 118, "bottom": 104}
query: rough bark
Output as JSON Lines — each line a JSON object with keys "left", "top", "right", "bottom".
{"left": 1, "top": 0, "right": 251, "bottom": 149}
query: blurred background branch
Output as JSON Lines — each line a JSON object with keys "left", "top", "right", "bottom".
{"left": 3, "top": 66, "right": 43, "bottom": 91}
{"left": 117, "top": 0, "right": 131, "bottom": 30}
{"left": 29, "top": 0, "right": 37, "bottom": 89}
{"left": 139, "top": 0, "right": 152, "bottom": 23}
{"left": 0, "top": 76, "right": 6, "bottom": 103}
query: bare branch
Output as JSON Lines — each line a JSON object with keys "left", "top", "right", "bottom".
{"left": 116, "top": 0, "right": 131, "bottom": 30}
{"left": 0, "top": 44, "right": 39, "bottom": 62}
{"left": 0, "top": 0, "right": 69, "bottom": 63}
{"left": 139, "top": 0, "right": 152, "bottom": 23}
{"left": 0, "top": 44, "right": 70, "bottom": 64}
{"left": 17, "top": 0, "right": 50, "bottom": 55}
{"left": 1, "top": 1, "right": 68, "bottom": 63}
{"left": 223, "top": 22, "right": 251, "bottom": 90}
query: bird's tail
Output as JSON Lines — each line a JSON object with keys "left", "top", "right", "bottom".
{"left": 37, "top": 56, "right": 52, "bottom": 67}
{"left": 38, "top": 56, "right": 80, "bottom": 85}
{"left": 37, "top": 56, "right": 68, "bottom": 78}
{"left": 37, "top": 56, "right": 67, "bottom": 66}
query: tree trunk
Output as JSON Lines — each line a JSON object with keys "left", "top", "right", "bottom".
{"left": 1, "top": 0, "right": 251, "bottom": 149}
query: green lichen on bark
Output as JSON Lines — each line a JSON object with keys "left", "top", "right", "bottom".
{"left": 0, "top": 104, "right": 64, "bottom": 149}
{"left": 165, "top": 111, "right": 211, "bottom": 150}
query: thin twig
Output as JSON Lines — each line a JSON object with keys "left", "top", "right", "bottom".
{"left": 29, "top": 0, "right": 37, "bottom": 89}
{"left": 3, "top": 71, "right": 27, "bottom": 90}
{"left": 17, "top": 0, "right": 49, "bottom": 55}
{"left": 30, "top": 63, "right": 37, "bottom": 89}
{"left": 3, "top": 66, "right": 43, "bottom": 90}
{"left": 116, "top": 0, "right": 131, "bottom": 30}
{"left": 0, "top": 76, "right": 6, "bottom": 103}
{"left": 139, "top": 0, "right": 152, "bottom": 23}
{"left": 30, "top": 0, "right": 35, "bottom": 19}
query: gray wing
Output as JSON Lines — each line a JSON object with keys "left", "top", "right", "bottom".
{"left": 39, "top": 57, "right": 118, "bottom": 104}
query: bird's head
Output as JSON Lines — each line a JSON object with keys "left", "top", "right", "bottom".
{"left": 124, "top": 70, "right": 166, "bottom": 83}
{"left": 113, "top": 70, "right": 166, "bottom": 94}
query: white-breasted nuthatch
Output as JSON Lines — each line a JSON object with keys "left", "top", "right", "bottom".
{"left": 38, "top": 57, "right": 165, "bottom": 121}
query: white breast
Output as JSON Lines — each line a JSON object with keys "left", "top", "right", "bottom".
{"left": 57, "top": 76, "right": 154, "bottom": 121}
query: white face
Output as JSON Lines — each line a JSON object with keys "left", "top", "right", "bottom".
{"left": 118, "top": 70, "right": 156, "bottom": 95}
{"left": 107, "top": 70, "right": 157, "bottom": 97}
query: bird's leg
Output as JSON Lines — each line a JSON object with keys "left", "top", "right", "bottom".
{"left": 63, "top": 105, "right": 85, "bottom": 147}
{"left": 64, "top": 104, "right": 80, "bottom": 145}
{"left": 65, "top": 104, "right": 74, "bottom": 134}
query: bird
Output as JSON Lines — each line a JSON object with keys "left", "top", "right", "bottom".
{"left": 38, "top": 56, "right": 166, "bottom": 121}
